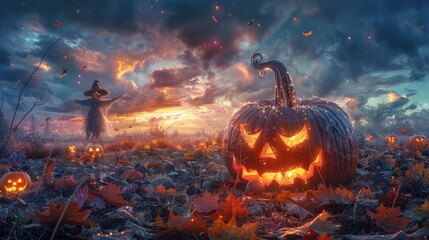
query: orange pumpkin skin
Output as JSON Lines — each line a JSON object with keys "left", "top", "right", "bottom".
{"left": 223, "top": 53, "right": 358, "bottom": 187}
{"left": 85, "top": 144, "right": 104, "bottom": 157}
{"left": 0, "top": 172, "right": 32, "bottom": 193}
{"left": 409, "top": 135, "right": 428, "bottom": 151}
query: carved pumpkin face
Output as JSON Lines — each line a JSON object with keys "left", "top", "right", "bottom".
{"left": 365, "top": 134, "right": 374, "bottom": 142}
{"left": 85, "top": 144, "right": 103, "bottom": 157}
{"left": 223, "top": 53, "right": 358, "bottom": 187}
{"left": 67, "top": 144, "right": 77, "bottom": 155}
{"left": 0, "top": 172, "right": 32, "bottom": 193}
{"left": 409, "top": 135, "right": 428, "bottom": 150}
{"left": 386, "top": 134, "right": 398, "bottom": 145}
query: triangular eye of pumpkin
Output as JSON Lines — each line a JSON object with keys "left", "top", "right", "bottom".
{"left": 278, "top": 124, "right": 308, "bottom": 147}
{"left": 89, "top": 147, "right": 94, "bottom": 152}
{"left": 240, "top": 124, "right": 262, "bottom": 149}
{"left": 95, "top": 147, "right": 100, "bottom": 152}
{"left": 7, "top": 179, "right": 12, "bottom": 183}
{"left": 18, "top": 178, "right": 22, "bottom": 183}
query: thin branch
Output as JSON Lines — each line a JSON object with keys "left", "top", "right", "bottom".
{"left": 13, "top": 97, "right": 51, "bottom": 130}
{"left": 0, "top": 38, "right": 62, "bottom": 156}
{"left": 414, "top": 99, "right": 429, "bottom": 114}
{"left": 8, "top": 38, "right": 62, "bottom": 133}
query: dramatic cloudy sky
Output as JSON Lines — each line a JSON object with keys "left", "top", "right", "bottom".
{"left": 0, "top": 0, "right": 428, "bottom": 135}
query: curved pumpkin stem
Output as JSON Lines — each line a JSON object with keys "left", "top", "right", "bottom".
{"left": 251, "top": 53, "right": 297, "bottom": 108}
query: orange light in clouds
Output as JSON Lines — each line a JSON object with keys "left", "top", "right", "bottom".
{"left": 116, "top": 59, "right": 135, "bottom": 79}
{"left": 231, "top": 63, "right": 252, "bottom": 81}
{"left": 387, "top": 92, "right": 400, "bottom": 103}
{"left": 35, "top": 63, "right": 51, "bottom": 71}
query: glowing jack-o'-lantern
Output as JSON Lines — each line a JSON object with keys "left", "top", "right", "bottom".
{"left": 386, "top": 134, "right": 398, "bottom": 149}
{"left": 85, "top": 144, "right": 103, "bottom": 158}
{"left": 198, "top": 142, "right": 208, "bottom": 149}
{"left": 409, "top": 135, "right": 428, "bottom": 151}
{"left": 365, "top": 134, "right": 374, "bottom": 142}
{"left": 67, "top": 144, "right": 77, "bottom": 156}
{"left": 223, "top": 53, "right": 358, "bottom": 187}
{"left": 0, "top": 172, "right": 32, "bottom": 193}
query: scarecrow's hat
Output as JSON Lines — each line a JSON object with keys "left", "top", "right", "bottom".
{"left": 83, "top": 80, "right": 110, "bottom": 97}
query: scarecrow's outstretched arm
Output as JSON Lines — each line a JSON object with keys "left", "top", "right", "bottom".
{"left": 75, "top": 99, "right": 91, "bottom": 106}
{"left": 100, "top": 96, "right": 121, "bottom": 106}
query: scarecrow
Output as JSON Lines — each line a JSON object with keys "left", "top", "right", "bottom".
{"left": 75, "top": 80, "right": 120, "bottom": 143}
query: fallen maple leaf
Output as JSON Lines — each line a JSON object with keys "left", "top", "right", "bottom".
{"left": 43, "top": 158, "right": 55, "bottom": 182}
{"left": 218, "top": 194, "right": 248, "bottom": 222}
{"left": 284, "top": 202, "right": 311, "bottom": 221}
{"left": 411, "top": 199, "right": 429, "bottom": 220}
{"left": 122, "top": 169, "right": 144, "bottom": 183}
{"left": 93, "top": 183, "right": 126, "bottom": 206}
{"left": 34, "top": 200, "right": 95, "bottom": 227}
{"left": 155, "top": 184, "right": 177, "bottom": 195}
{"left": 379, "top": 189, "right": 409, "bottom": 209}
{"left": 208, "top": 216, "right": 262, "bottom": 240}
{"left": 309, "top": 185, "right": 354, "bottom": 205}
{"left": 279, "top": 211, "right": 339, "bottom": 237}
{"left": 156, "top": 212, "right": 207, "bottom": 238}
{"left": 54, "top": 175, "right": 77, "bottom": 190}
{"left": 406, "top": 162, "right": 429, "bottom": 184}
{"left": 194, "top": 190, "right": 220, "bottom": 213}
{"left": 359, "top": 187, "right": 376, "bottom": 199}
{"left": 302, "top": 229, "right": 333, "bottom": 240}
{"left": 366, "top": 204, "right": 409, "bottom": 233}
{"left": 74, "top": 184, "right": 89, "bottom": 208}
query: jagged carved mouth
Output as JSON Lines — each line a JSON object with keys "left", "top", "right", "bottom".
{"left": 232, "top": 150, "right": 323, "bottom": 186}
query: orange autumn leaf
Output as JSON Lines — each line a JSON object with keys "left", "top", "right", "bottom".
{"left": 155, "top": 214, "right": 168, "bottom": 229}
{"left": 218, "top": 194, "right": 248, "bottom": 222}
{"left": 379, "top": 189, "right": 409, "bottom": 208}
{"left": 302, "top": 30, "right": 313, "bottom": 37}
{"left": 411, "top": 199, "right": 429, "bottom": 220}
{"left": 302, "top": 229, "right": 334, "bottom": 240}
{"left": 366, "top": 204, "right": 409, "bottom": 233}
{"left": 194, "top": 190, "right": 219, "bottom": 213}
{"left": 43, "top": 158, "right": 55, "bottom": 182}
{"left": 54, "top": 175, "right": 77, "bottom": 190}
{"left": 309, "top": 184, "right": 354, "bottom": 205}
{"left": 156, "top": 212, "right": 207, "bottom": 238}
{"left": 93, "top": 183, "right": 126, "bottom": 206}
{"left": 122, "top": 169, "right": 144, "bottom": 183}
{"left": 406, "top": 162, "right": 429, "bottom": 184}
{"left": 208, "top": 216, "right": 262, "bottom": 240}
{"left": 155, "top": 184, "right": 177, "bottom": 195}
{"left": 34, "top": 200, "right": 95, "bottom": 227}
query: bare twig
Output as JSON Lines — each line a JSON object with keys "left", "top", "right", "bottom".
{"left": 0, "top": 38, "right": 61, "bottom": 156}
{"left": 392, "top": 181, "right": 402, "bottom": 208}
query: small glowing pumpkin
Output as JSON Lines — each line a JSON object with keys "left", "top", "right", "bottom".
{"left": 198, "top": 141, "right": 208, "bottom": 149}
{"left": 386, "top": 134, "right": 398, "bottom": 145}
{"left": 0, "top": 172, "right": 32, "bottom": 193}
{"left": 85, "top": 143, "right": 103, "bottom": 158}
{"left": 385, "top": 134, "right": 399, "bottom": 150}
{"left": 409, "top": 135, "right": 428, "bottom": 151}
{"left": 365, "top": 134, "right": 374, "bottom": 142}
